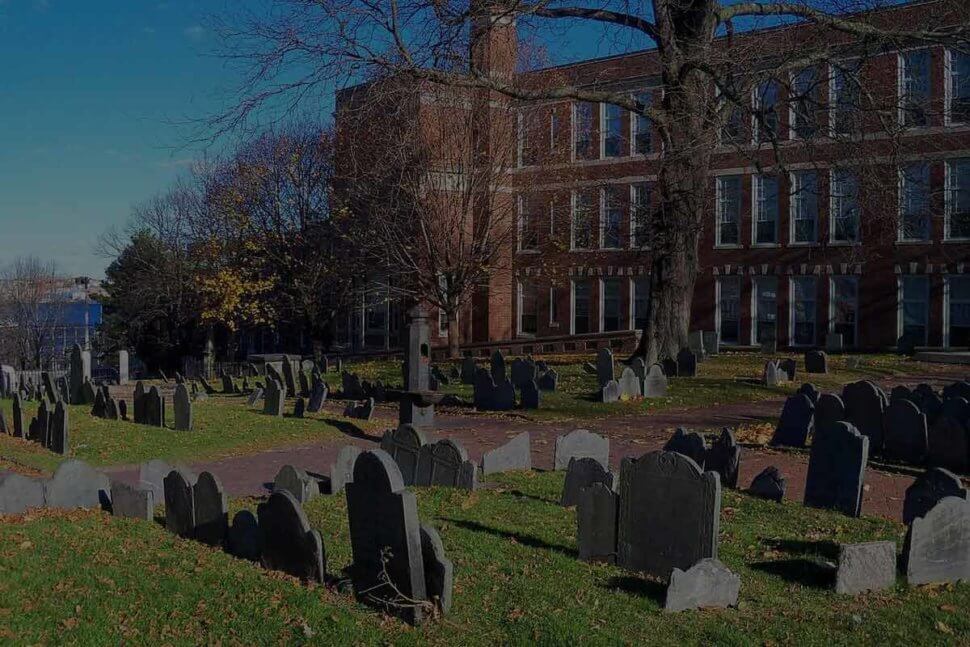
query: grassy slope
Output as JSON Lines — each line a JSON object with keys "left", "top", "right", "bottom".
{"left": 1, "top": 471, "right": 967, "bottom": 645}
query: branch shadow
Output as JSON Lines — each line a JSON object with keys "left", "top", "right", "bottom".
{"left": 441, "top": 518, "right": 577, "bottom": 558}
{"left": 601, "top": 575, "right": 666, "bottom": 605}
{"left": 323, "top": 418, "right": 383, "bottom": 443}
{"left": 504, "top": 489, "right": 559, "bottom": 505}
{"left": 750, "top": 538, "right": 839, "bottom": 588}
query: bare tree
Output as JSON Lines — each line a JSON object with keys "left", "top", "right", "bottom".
{"left": 213, "top": 0, "right": 968, "bottom": 360}
{"left": 0, "top": 256, "right": 69, "bottom": 369}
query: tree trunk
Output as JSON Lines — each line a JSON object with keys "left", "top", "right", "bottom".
{"left": 446, "top": 309, "right": 461, "bottom": 359}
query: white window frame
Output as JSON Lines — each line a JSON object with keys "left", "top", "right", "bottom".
{"left": 570, "top": 189, "right": 597, "bottom": 251}
{"left": 715, "top": 175, "right": 742, "bottom": 248}
{"left": 898, "top": 162, "right": 931, "bottom": 242}
{"left": 630, "top": 90, "right": 654, "bottom": 156}
{"left": 549, "top": 286, "right": 559, "bottom": 328}
{"left": 789, "top": 276, "right": 818, "bottom": 347}
{"left": 601, "top": 186, "right": 623, "bottom": 250}
{"left": 789, "top": 169, "right": 819, "bottom": 245}
{"left": 945, "top": 158, "right": 970, "bottom": 241}
{"left": 601, "top": 102, "right": 624, "bottom": 159}
{"left": 629, "top": 182, "right": 651, "bottom": 249}
{"left": 752, "top": 79, "right": 780, "bottom": 145}
{"left": 570, "top": 278, "right": 592, "bottom": 336}
{"left": 752, "top": 174, "right": 780, "bottom": 246}
{"left": 828, "top": 275, "right": 859, "bottom": 348}
{"left": 573, "top": 101, "right": 595, "bottom": 162}
{"left": 943, "top": 274, "right": 970, "bottom": 349}
{"left": 830, "top": 168, "right": 861, "bottom": 244}
{"left": 715, "top": 275, "right": 742, "bottom": 346}
{"left": 517, "top": 280, "right": 537, "bottom": 337}
{"left": 789, "top": 67, "right": 819, "bottom": 141}
{"left": 898, "top": 48, "right": 931, "bottom": 129}
{"left": 751, "top": 275, "right": 778, "bottom": 345}
{"left": 946, "top": 48, "right": 969, "bottom": 127}
{"left": 599, "top": 278, "right": 622, "bottom": 333}
{"left": 828, "top": 59, "right": 861, "bottom": 138}
{"left": 897, "top": 275, "right": 930, "bottom": 346}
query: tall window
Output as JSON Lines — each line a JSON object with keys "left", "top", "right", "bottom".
{"left": 518, "top": 195, "right": 541, "bottom": 250}
{"left": 574, "top": 102, "right": 595, "bottom": 160}
{"left": 949, "top": 50, "right": 970, "bottom": 124}
{"left": 572, "top": 189, "right": 597, "bottom": 249}
{"left": 716, "top": 175, "right": 742, "bottom": 246}
{"left": 754, "top": 174, "right": 779, "bottom": 244}
{"left": 518, "top": 281, "right": 538, "bottom": 335}
{"left": 901, "top": 276, "right": 929, "bottom": 345}
{"left": 718, "top": 276, "right": 741, "bottom": 344}
{"left": 791, "top": 170, "right": 819, "bottom": 243}
{"left": 720, "top": 99, "right": 744, "bottom": 145}
{"left": 633, "top": 277, "right": 650, "bottom": 331}
{"left": 601, "top": 279, "right": 622, "bottom": 332}
{"left": 753, "top": 276, "right": 778, "bottom": 343}
{"left": 830, "top": 276, "right": 859, "bottom": 347}
{"left": 831, "top": 169, "right": 860, "bottom": 242}
{"left": 572, "top": 279, "right": 592, "bottom": 334}
{"left": 753, "top": 80, "right": 780, "bottom": 143}
{"left": 518, "top": 111, "right": 539, "bottom": 167}
{"left": 791, "top": 276, "right": 817, "bottom": 346}
{"left": 549, "top": 287, "right": 559, "bottom": 326}
{"left": 949, "top": 276, "right": 970, "bottom": 347}
{"left": 831, "top": 62, "right": 861, "bottom": 135}
{"left": 550, "top": 113, "right": 561, "bottom": 152}
{"left": 900, "top": 50, "right": 930, "bottom": 127}
{"left": 900, "top": 162, "right": 931, "bottom": 241}
{"left": 947, "top": 158, "right": 970, "bottom": 239}
{"left": 602, "top": 187, "right": 623, "bottom": 249}
{"left": 791, "top": 67, "right": 820, "bottom": 139}
{"left": 633, "top": 91, "right": 652, "bottom": 155}
{"left": 631, "top": 183, "right": 651, "bottom": 248}
{"left": 603, "top": 103, "right": 624, "bottom": 158}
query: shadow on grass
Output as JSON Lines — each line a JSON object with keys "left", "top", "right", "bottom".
{"left": 323, "top": 418, "right": 383, "bottom": 443}
{"left": 441, "top": 518, "right": 577, "bottom": 558}
{"left": 603, "top": 575, "right": 666, "bottom": 604}
{"left": 751, "top": 537, "right": 839, "bottom": 588}
{"left": 505, "top": 489, "right": 559, "bottom": 505}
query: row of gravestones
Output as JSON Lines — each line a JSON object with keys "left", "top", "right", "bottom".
{"left": 774, "top": 380, "right": 970, "bottom": 473}
{"left": 472, "top": 351, "right": 543, "bottom": 411}
{"left": 342, "top": 371, "right": 387, "bottom": 403}
{"left": 1, "top": 394, "right": 69, "bottom": 455}
{"left": 458, "top": 354, "right": 558, "bottom": 390}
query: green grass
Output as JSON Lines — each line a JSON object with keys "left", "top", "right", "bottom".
{"left": 0, "top": 394, "right": 378, "bottom": 473}
{"left": 0, "top": 471, "right": 967, "bottom": 645}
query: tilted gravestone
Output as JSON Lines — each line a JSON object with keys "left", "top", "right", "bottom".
{"left": 617, "top": 367, "right": 641, "bottom": 401}
{"left": 0, "top": 471, "right": 46, "bottom": 514}
{"left": 835, "top": 541, "right": 897, "bottom": 595}
{"left": 814, "top": 393, "right": 846, "bottom": 430}
{"left": 227, "top": 510, "right": 262, "bottom": 562}
{"left": 903, "top": 467, "right": 968, "bottom": 525}
{"left": 49, "top": 400, "right": 68, "bottom": 455}
{"left": 643, "top": 364, "right": 668, "bottom": 398}
{"left": 380, "top": 424, "right": 429, "bottom": 486}
{"left": 199, "top": 377, "right": 217, "bottom": 395}
{"left": 595, "top": 348, "right": 615, "bottom": 389}
{"left": 281, "top": 359, "right": 298, "bottom": 396}
{"left": 45, "top": 459, "right": 110, "bottom": 510}
{"left": 805, "top": 350, "right": 828, "bottom": 374}
{"left": 419, "top": 525, "right": 454, "bottom": 615}
{"left": 110, "top": 480, "right": 154, "bottom": 521}
{"left": 221, "top": 374, "right": 234, "bottom": 394}
{"left": 842, "top": 381, "right": 886, "bottom": 453}
{"left": 273, "top": 464, "right": 319, "bottom": 503}
{"left": 481, "top": 432, "right": 531, "bottom": 475}
{"left": 663, "top": 428, "right": 707, "bottom": 469}
{"left": 664, "top": 558, "right": 740, "bottom": 612}
{"left": 415, "top": 438, "right": 478, "bottom": 490}
{"left": 246, "top": 387, "right": 264, "bottom": 407}
{"left": 554, "top": 429, "right": 609, "bottom": 471}
{"left": 883, "top": 399, "right": 927, "bottom": 464}
{"left": 904, "top": 496, "right": 970, "bottom": 585}
{"left": 490, "top": 350, "right": 507, "bottom": 385}
{"left": 676, "top": 348, "right": 697, "bottom": 378}
{"left": 771, "top": 394, "right": 814, "bottom": 447}
{"left": 804, "top": 422, "right": 869, "bottom": 517}
{"left": 193, "top": 471, "right": 228, "bottom": 546}
{"left": 577, "top": 482, "right": 618, "bottom": 564}
{"left": 307, "top": 381, "right": 328, "bottom": 413}
{"left": 257, "top": 489, "right": 326, "bottom": 583}
{"left": 298, "top": 371, "right": 310, "bottom": 398}
{"left": 561, "top": 456, "right": 614, "bottom": 507}
{"left": 749, "top": 466, "right": 786, "bottom": 502}
{"left": 330, "top": 445, "right": 363, "bottom": 494}
{"left": 617, "top": 451, "right": 720, "bottom": 578}
{"left": 705, "top": 428, "right": 740, "bottom": 489}
{"left": 173, "top": 383, "right": 193, "bottom": 431}
{"left": 600, "top": 380, "right": 621, "bottom": 403}
{"left": 263, "top": 378, "right": 285, "bottom": 416}
{"left": 164, "top": 468, "right": 196, "bottom": 537}
{"left": 927, "top": 415, "right": 970, "bottom": 473}
{"left": 41, "top": 372, "right": 57, "bottom": 403}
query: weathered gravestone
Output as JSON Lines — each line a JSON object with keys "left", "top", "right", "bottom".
{"left": 173, "top": 383, "right": 193, "bottom": 431}
{"left": 380, "top": 424, "right": 429, "bottom": 486}
{"left": 804, "top": 422, "right": 869, "bottom": 517}
{"left": 537, "top": 369, "right": 559, "bottom": 392}
{"left": 343, "top": 398, "right": 374, "bottom": 421}
{"left": 490, "top": 350, "right": 507, "bottom": 385}
{"left": 199, "top": 377, "right": 217, "bottom": 395}
{"left": 91, "top": 388, "right": 107, "bottom": 418}
{"left": 520, "top": 380, "right": 541, "bottom": 409}
{"left": 577, "top": 483, "right": 618, "bottom": 564}
{"left": 460, "top": 357, "right": 477, "bottom": 384}
{"left": 0, "top": 471, "right": 46, "bottom": 514}
{"left": 835, "top": 541, "right": 897, "bottom": 595}
{"left": 45, "top": 459, "right": 110, "bottom": 510}
{"left": 763, "top": 361, "right": 781, "bottom": 387}
{"left": 661, "top": 357, "right": 678, "bottom": 378}
{"left": 274, "top": 464, "right": 319, "bottom": 503}
{"left": 510, "top": 358, "right": 537, "bottom": 389}
{"left": 227, "top": 510, "right": 261, "bottom": 562}
{"left": 943, "top": 381, "right": 970, "bottom": 402}
{"left": 664, "top": 558, "right": 740, "bottom": 612}
{"left": 814, "top": 393, "right": 846, "bottom": 430}
{"left": 246, "top": 387, "right": 264, "bottom": 407}
{"left": 307, "top": 381, "right": 328, "bottom": 413}
{"left": 688, "top": 331, "right": 706, "bottom": 360}
{"left": 41, "top": 372, "right": 57, "bottom": 403}
{"left": 883, "top": 399, "right": 927, "bottom": 463}
{"left": 118, "top": 399, "right": 128, "bottom": 421}
{"left": 676, "top": 348, "right": 697, "bottom": 378}
{"left": 258, "top": 490, "right": 326, "bottom": 583}
{"left": 903, "top": 467, "right": 968, "bottom": 525}
{"left": 798, "top": 383, "right": 820, "bottom": 404}
{"left": 749, "top": 466, "right": 786, "bottom": 502}
{"left": 330, "top": 445, "right": 363, "bottom": 494}
{"left": 263, "top": 378, "right": 285, "bottom": 417}
{"left": 481, "top": 432, "right": 531, "bottom": 475}
{"left": 281, "top": 358, "right": 298, "bottom": 396}
{"left": 927, "top": 415, "right": 970, "bottom": 473}
{"left": 617, "top": 367, "right": 641, "bottom": 401}
{"left": 194, "top": 471, "right": 228, "bottom": 546}
{"left": 600, "top": 380, "right": 621, "bottom": 403}
{"left": 617, "top": 451, "right": 720, "bottom": 578}
{"left": 779, "top": 358, "right": 797, "bottom": 382}
{"left": 642, "top": 364, "right": 668, "bottom": 398}
{"left": 702, "top": 331, "right": 719, "bottom": 356}
{"left": 69, "top": 344, "right": 92, "bottom": 405}
{"left": 420, "top": 525, "right": 454, "bottom": 615}
{"left": 473, "top": 369, "right": 515, "bottom": 411}
{"left": 904, "top": 496, "right": 970, "bottom": 585}
{"left": 132, "top": 381, "right": 145, "bottom": 423}
{"left": 771, "top": 394, "right": 814, "bottom": 447}
{"left": 221, "top": 374, "right": 234, "bottom": 394}
{"left": 298, "top": 371, "right": 310, "bottom": 398}
{"left": 663, "top": 428, "right": 707, "bottom": 469}
{"left": 293, "top": 397, "right": 305, "bottom": 418}
{"left": 842, "top": 381, "right": 886, "bottom": 453}
{"left": 145, "top": 386, "right": 165, "bottom": 427}
{"left": 595, "top": 348, "right": 615, "bottom": 389}
{"left": 915, "top": 385, "right": 943, "bottom": 424}
{"left": 561, "top": 456, "right": 614, "bottom": 507}
{"left": 11, "top": 394, "right": 24, "bottom": 438}
{"left": 110, "top": 480, "right": 154, "bottom": 521}
{"left": 941, "top": 395, "right": 970, "bottom": 426}
{"left": 705, "top": 428, "right": 740, "bottom": 489}
{"left": 28, "top": 398, "right": 51, "bottom": 447}
{"left": 416, "top": 439, "right": 478, "bottom": 490}
{"left": 48, "top": 400, "right": 68, "bottom": 455}
{"left": 554, "top": 429, "right": 609, "bottom": 471}
{"left": 164, "top": 468, "right": 196, "bottom": 537}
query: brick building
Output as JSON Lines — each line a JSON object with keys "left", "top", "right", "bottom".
{"left": 337, "top": 0, "right": 970, "bottom": 353}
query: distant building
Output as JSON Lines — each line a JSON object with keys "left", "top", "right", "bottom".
{"left": 47, "top": 276, "right": 104, "bottom": 356}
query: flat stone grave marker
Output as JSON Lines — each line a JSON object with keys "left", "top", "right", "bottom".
{"left": 883, "top": 399, "right": 927, "bottom": 464}
{"left": 749, "top": 466, "right": 786, "bottom": 502}
{"left": 771, "top": 394, "right": 814, "bottom": 447}
{"left": 561, "top": 456, "right": 614, "bottom": 507}
{"left": 663, "top": 428, "right": 707, "bottom": 469}
{"left": 380, "top": 424, "right": 429, "bottom": 486}
{"left": 577, "top": 482, "right": 618, "bottom": 564}
{"left": 903, "top": 467, "right": 968, "bottom": 525}
{"left": 904, "top": 496, "right": 970, "bottom": 585}
{"left": 835, "top": 541, "right": 896, "bottom": 595}
{"left": 257, "top": 490, "right": 326, "bottom": 583}
{"left": 193, "top": 471, "right": 228, "bottom": 546}
{"left": 45, "top": 459, "right": 108, "bottom": 510}
{"left": 481, "top": 432, "right": 531, "bottom": 475}
{"left": 804, "top": 422, "right": 869, "bottom": 517}
{"left": 110, "top": 480, "right": 154, "bottom": 521}
{"left": 554, "top": 429, "right": 609, "bottom": 471}
{"left": 664, "top": 558, "right": 740, "bottom": 612}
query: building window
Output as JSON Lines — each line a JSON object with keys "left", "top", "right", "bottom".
{"left": 900, "top": 49, "right": 930, "bottom": 128}
{"left": 900, "top": 275, "right": 929, "bottom": 345}
{"left": 753, "top": 174, "right": 779, "bottom": 245}
{"left": 717, "top": 276, "right": 741, "bottom": 345}
{"left": 574, "top": 102, "right": 595, "bottom": 160}
{"left": 572, "top": 279, "right": 592, "bottom": 335}
{"left": 830, "top": 61, "right": 861, "bottom": 136}
{"left": 518, "top": 195, "right": 541, "bottom": 250}
{"left": 753, "top": 80, "right": 780, "bottom": 143}
{"left": 830, "top": 276, "right": 859, "bottom": 347}
{"left": 603, "top": 103, "right": 624, "bottom": 158}
{"left": 572, "top": 189, "right": 597, "bottom": 249}
{"left": 550, "top": 113, "right": 561, "bottom": 152}
{"left": 633, "top": 277, "right": 650, "bottom": 331}
{"left": 601, "top": 186, "right": 623, "bottom": 249}
{"left": 947, "top": 158, "right": 970, "bottom": 239}
{"left": 632, "top": 91, "right": 652, "bottom": 155}
{"left": 720, "top": 95, "right": 744, "bottom": 146}
{"left": 518, "top": 281, "right": 538, "bottom": 335}
{"left": 716, "top": 175, "right": 742, "bottom": 246}
{"left": 948, "top": 275, "right": 970, "bottom": 347}
{"left": 791, "top": 170, "right": 819, "bottom": 243}
{"left": 791, "top": 67, "right": 820, "bottom": 139}
{"left": 949, "top": 50, "right": 970, "bottom": 124}
{"left": 631, "top": 183, "right": 651, "bottom": 248}
{"left": 518, "top": 111, "right": 539, "bottom": 167}
{"left": 900, "top": 162, "right": 931, "bottom": 241}
{"left": 549, "top": 287, "right": 559, "bottom": 326}
{"left": 831, "top": 169, "right": 860, "bottom": 243}
{"left": 601, "top": 278, "right": 622, "bottom": 332}
{"left": 752, "top": 276, "right": 778, "bottom": 344}
{"left": 791, "top": 276, "right": 817, "bottom": 346}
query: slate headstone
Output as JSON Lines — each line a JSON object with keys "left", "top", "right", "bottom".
{"left": 537, "top": 369, "right": 559, "bottom": 392}
{"left": 883, "top": 399, "right": 928, "bottom": 464}
{"left": 797, "top": 383, "right": 820, "bottom": 404}
{"left": 595, "top": 348, "right": 615, "bottom": 388}
{"left": 263, "top": 378, "right": 285, "bottom": 417}
{"left": 749, "top": 466, "right": 786, "bottom": 502}
{"left": 490, "top": 350, "right": 507, "bottom": 385}
{"left": 705, "top": 428, "right": 740, "bottom": 489}
{"left": 173, "top": 383, "right": 192, "bottom": 431}
{"left": 835, "top": 541, "right": 897, "bottom": 595}
{"left": 661, "top": 357, "right": 678, "bottom": 378}
{"left": 804, "top": 422, "right": 869, "bottom": 517}
{"left": 927, "top": 416, "right": 969, "bottom": 473}
{"left": 676, "top": 348, "right": 697, "bottom": 378}
{"left": 561, "top": 456, "right": 614, "bottom": 507}
{"left": 273, "top": 464, "right": 318, "bottom": 503}
{"left": 416, "top": 438, "right": 478, "bottom": 490}
{"left": 49, "top": 400, "right": 68, "bottom": 455}
{"left": 771, "top": 394, "right": 814, "bottom": 447}
{"left": 419, "top": 525, "right": 454, "bottom": 615}
{"left": 257, "top": 490, "right": 326, "bottom": 583}
{"left": 227, "top": 510, "right": 262, "bottom": 562}
{"left": 600, "top": 380, "right": 621, "bottom": 403}
{"left": 163, "top": 468, "right": 196, "bottom": 537}
{"left": 617, "top": 367, "right": 641, "bottom": 401}
{"left": 642, "top": 363, "right": 668, "bottom": 398}
{"left": 520, "top": 380, "right": 541, "bottom": 409}
{"left": 814, "top": 393, "right": 846, "bottom": 430}
{"left": 193, "top": 471, "right": 228, "bottom": 546}
{"left": 904, "top": 496, "right": 970, "bottom": 585}
{"left": 577, "top": 482, "right": 618, "bottom": 564}
{"left": 554, "top": 429, "right": 609, "bottom": 471}
{"left": 330, "top": 445, "right": 363, "bottom": 494}
{"left": 379, "top": 424, "right": 429, "bottom": 486}
{"left": 481, "top": 432, "right": 531, "bottom": 475}
{"left": 307, "top": 381, "right": 328, "bottom": 413}
{"left": 663, "top": 428, "right": 707, "bottom": 469}
{"left": 903, "top": 467, "right": 968, "bottom": 525}
{"left": 110, "top": 480, "right": 154, "bottom": 521}
{"left": 664, "top": 558, "right": 740, "bottom": 612}
{"left": 779, "top": 358, "right": 797, "bottom": 382}
{"left": 842, "top": 381, "right": 886, "bottom": 453}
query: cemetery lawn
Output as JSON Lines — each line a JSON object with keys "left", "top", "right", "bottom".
{"left": 2, "top": 471, "right": 968, "bottom": 645}
{"left": 351, "top": 352, "right": 950, "bottom": 421}
{"left": 0, "top": 396, "right": 370, "bottom": 473}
